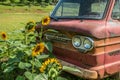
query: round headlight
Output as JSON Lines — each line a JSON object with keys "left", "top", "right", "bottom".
{"left": 72, "top": 36, "right": 81, "bottom": 48}
{"left": 84, "top": 37, "right": 94, "bottom": 50}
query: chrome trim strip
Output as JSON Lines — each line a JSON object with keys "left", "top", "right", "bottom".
{"left": 59, "top": 60, "right": 98, "bottom": 79}
{"left": 44, "top": 33, "right": 71, "bottom": 43}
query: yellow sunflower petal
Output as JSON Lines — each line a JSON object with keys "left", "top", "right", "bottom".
{"left": 42, "top": 16, "right": 50, "bottom": 26}
{"left": 31, "top": 42, "right": 45, "bottom": 57}
{"left": 1, "top": 32, "right": 7, "bottom": 40}
{"left": 26, "top": 20, "right": 36, "bottom": 32}
{"left": 39, "top": 58, "right": 62, "bottom": 73}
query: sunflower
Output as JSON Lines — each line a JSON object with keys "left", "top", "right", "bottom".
{"left": 1, "top": 32, "right": 7, "bottom": 40}
{"left": 32, "top": 42, "right": 45, "bottom": 57}
{"left": 25, "top": 20, "right": 36, "bottom": 32}
{"left": 40, "top": 58, "right": 62, "bottom": 73}
{"left": 27, "top": 20, "right": 35, "bottom": 24}
{"left": 42, "top": 16, "right": 51, "bottom": 26}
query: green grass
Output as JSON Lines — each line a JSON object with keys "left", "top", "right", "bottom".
{"left": 0, "top": 5, "right": 54, "bottom": 13}
{"left": 0, "top": 5, "right": 54, "bottom": 32}
{"left": 0, "top": 13, "right": 44, "bottom": 32}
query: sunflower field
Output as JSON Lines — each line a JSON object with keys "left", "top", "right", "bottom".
{"left": 0, "top": 17, "right": 65, "bottom": 80}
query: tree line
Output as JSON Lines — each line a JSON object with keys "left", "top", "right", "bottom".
{"left": 0, "top": 0, "right": 58, "bottom": 5}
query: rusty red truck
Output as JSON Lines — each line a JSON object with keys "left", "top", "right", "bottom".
{"left": 37, "top": 0, "right": 120, "bottom": 79}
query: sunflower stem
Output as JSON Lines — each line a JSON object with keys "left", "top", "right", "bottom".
{"left": 32, "top": 56, "right": 35, "bottom": 73}
{"left": 6, "top": 41, "right": 9, "bottom": 57}
{"left": 25, "top": 31, "right": 28, "bottom": 45}
{"left": 40, "top": 26, "right": 43, "bottom": 42}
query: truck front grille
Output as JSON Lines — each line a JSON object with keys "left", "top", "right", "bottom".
{"left": 44, "top": 32, "right": 71, "bottom": 43}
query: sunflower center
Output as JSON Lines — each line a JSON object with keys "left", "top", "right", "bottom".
{"left": 35, "top": 45, "right": 41, "bottom": 52}
{"left": 44, "top": 18, "right": 48, "bottom": 23}
{"left": 2, "top": 34, "right": 6, "bottom": 38}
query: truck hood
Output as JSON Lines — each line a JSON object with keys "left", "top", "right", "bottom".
{"left": 45, "top": 20, "right": 106, "bottom": 39}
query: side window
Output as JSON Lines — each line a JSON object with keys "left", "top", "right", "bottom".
{"left": 112, "top": 0, "right": 120, "bottom": 19}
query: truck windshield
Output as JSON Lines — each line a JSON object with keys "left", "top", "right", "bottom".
{"left": 51, "top": 0, "right": 109, "bottom": 19}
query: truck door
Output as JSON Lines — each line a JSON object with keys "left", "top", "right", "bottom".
{"left": 105, "top": 0, "right": 120, "bottom": 76}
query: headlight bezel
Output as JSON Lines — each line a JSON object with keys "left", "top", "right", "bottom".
{"left": 83, "top": 37, "right": 94, "bottom": 50}
{"left": 72, "top": 35, "right": 94, "bottom": 53}
{"left": 72, "top": 35, "right": 81, "bottom": 48}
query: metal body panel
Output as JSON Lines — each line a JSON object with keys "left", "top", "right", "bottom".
{"left": 46, "top": 19, "right": 120, "bottom": 39}
{"left": 47, "top": 20, "right": 107, "bottom": 39}
{"left": 36, "top": 0, "right": 120, "bottom": 79}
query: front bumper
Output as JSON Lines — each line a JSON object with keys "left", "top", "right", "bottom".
{"left": 59, "top": 60, "right": 98, "bottom": 79}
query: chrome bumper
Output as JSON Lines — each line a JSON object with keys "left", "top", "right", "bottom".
{"left": 59, "top": 60, "right": 98, "bottom": 79}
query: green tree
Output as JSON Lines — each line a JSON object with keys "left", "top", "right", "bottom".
{"left": 52, "top": 0, "right": 58, "bottom": 4}
{"left": 28, "top": 0, "right": 35, "bottom": 3}
{"left": 36, "top": 0, "right": 45, "bottom": 3}
{"left": 0, "top": 0, "right": 7, "bottom": 2}
{"left": 45, "top": 0, "right": 52, "bottom": 4}
{"left": 19, "top": 0, "right": 29, "bottom": 4}
{"left": 9, "top": 0, "right": 15, "bottom": 3}
{"left": 19, "top": 0, "right": 25, "bottom": 3}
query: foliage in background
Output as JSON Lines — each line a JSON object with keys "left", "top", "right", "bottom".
{"left": 0, "top": 0, "right": 58, "bottom": 6}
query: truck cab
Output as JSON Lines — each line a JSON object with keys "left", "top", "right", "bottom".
{"left": 38, "top": 0, "right": 120, "bottom": 79}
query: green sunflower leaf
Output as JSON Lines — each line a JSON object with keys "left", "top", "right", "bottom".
{"left": 16, "top": 76, "right": 25, "bottom": 80}
{"left": 18, "top": 62, "right": 31, "bottom": 69}
{"left": 36, "top": 54, "right": 49, "bottom": 60}
{"left": 24, "top": 50, "right": 32, "bottom": 56}
{"left": 3, "top": 65, "right": 15, "bottom": 73}
{"left": 57, "top": 76, "right": 68, "bottom": 80}
{"left": 8, "top": 58, "right": 20, "bottom": 65}
{"left": 45, "top": 42, "right": 53, "bottom": 53}
{"left": 46, "top": 29, "right": 59, "bottom": 33}
{"left": 34, "top": 74, "right": 48, "bottom": 80}
{"left": 24, "top": 71, "right": 37, "bottom": 80}
{"left": 30, "top": 59, "right": 41, "bottom": 68}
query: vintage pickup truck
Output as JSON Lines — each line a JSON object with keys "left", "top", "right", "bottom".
{"left": 37, "top": 0, "right": 120, "bottom": 79}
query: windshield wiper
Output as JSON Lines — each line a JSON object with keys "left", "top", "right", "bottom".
{"left": 50, "top": 16, "right": 58, "bottom": 21}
